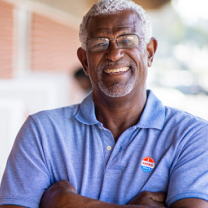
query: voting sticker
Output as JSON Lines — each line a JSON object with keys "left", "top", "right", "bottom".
{"left": 141, "top": 157, "right": 155, "bottom": 172}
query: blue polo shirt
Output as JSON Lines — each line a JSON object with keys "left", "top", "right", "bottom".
{"left": 1, "top": 90, "right": 208, "bottom": 208}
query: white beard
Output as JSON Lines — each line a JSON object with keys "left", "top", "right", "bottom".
{"left": 95, "top": 60, "right": 137, "bottom": 97}
{"left": 98, "top": 76, "right": 135, "bottom": 97}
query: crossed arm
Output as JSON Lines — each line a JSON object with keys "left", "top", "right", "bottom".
{"left": 1, "top": 180, "right": 208, "bottom": 208}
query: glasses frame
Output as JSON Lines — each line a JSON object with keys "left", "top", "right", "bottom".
{"left": 86, "top": 34, "right": 141, "bottom": 52}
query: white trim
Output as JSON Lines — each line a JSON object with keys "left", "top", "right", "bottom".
{"left": 13, "top": 5, "right": 31, "bottom": 77}
{"left": 1, "top": 0, "right": 80, "bottom": 30}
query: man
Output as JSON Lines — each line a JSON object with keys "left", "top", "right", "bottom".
{"left": 1, "top": 0, "right": 208, "bottom": 207}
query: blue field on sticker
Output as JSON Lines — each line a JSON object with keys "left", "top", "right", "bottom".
{"left": 141, "top": 166, "right": 153, "bottom": 172}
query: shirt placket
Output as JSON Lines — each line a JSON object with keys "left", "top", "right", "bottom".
{"left": 99, "top": 126, "right": 139, "bottom": 202}
{"left": 97, "top": 123, "right": 115, "bottom": 167}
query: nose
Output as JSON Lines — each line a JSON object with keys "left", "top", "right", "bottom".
{"left": 105, "top": 41, "right": 124, "bottom": 62}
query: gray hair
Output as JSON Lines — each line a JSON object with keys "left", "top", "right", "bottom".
{"left": 79, "top": 0, "right": 152, "bottom": 50}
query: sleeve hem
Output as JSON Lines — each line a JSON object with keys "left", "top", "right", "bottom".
{"left": 0, "top": 197, "right": 39, "bottom": 208}
{"left": 167, "top": 192, "right": 208, "bottom": 207}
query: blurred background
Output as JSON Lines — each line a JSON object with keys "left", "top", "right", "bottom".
{"left": 0, "top": 0, "right": 208, "bottom": 180}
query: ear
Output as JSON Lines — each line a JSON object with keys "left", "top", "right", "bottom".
{"left": 77, "top": 47, "right": 89, "bottom": 75}
{"left": 146, "top": 38, "right": 158, "bottom": 67}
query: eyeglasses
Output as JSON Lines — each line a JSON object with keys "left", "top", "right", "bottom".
{"left": 86, "top": 34, "right": 140, "bottom": 52}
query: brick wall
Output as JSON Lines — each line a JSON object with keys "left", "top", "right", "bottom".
{"left": 0, "top": 0, "right": 14, "bottom": 79}
{"left": 31, "top": 13, "right": 81, "bottom": 73}
{"left": 0, "top": 1, "right": 81, "bottom": 79}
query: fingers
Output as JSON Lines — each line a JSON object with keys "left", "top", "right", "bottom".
{"left": 150, "top": 191, "right": 166, "bottom": 202}
{"left": 138, "top": 191, "right": 166, "bottom": 202}
{"left": 127, "top": 191, "right": 167, "bottom": 207}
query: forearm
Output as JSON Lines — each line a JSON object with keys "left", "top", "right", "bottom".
{"left": 170, "top": 198, "right": 208, "bottom": 208}
{"left": 40, "top": 181, "right": 166, "bottom": 208}
{"left": 40, "top": 191, "right": 164, "bottom": 208}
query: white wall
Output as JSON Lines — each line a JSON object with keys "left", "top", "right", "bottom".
{"left": 0, "top": 99, "right": 26, "bottom": 180}
{"left": 0, "top": 72, "right": 71, "bottom": 180}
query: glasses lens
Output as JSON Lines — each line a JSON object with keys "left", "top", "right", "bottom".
{"left": 87, "top": 38, "right": 109, "bottom": 52}
{"left": 117, "top": 35, "right": 139, "bottom": 49}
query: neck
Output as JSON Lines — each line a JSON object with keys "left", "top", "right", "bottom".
{"left": 93, "top": 89, "right": 147, "bottom": 141}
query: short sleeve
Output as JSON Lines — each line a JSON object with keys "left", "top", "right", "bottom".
{"left": 167, "top": 124, "right": 208, "bottom": 206}
{"left": 0, "top": 116, "right": 51, "bottom": 208}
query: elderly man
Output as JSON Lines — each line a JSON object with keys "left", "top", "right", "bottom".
{"left": 1, "top": 0, "right": 208, "bottom": 208}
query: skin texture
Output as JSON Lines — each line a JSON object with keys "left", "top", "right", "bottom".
{"left": 1, "top": 182, "right": 167, "bottom": 208}
{"left": 39, "top": 180, "right": 167, "bottom": 208}
{"left": 77, "top": 10, "right": 157, "bottom": 141}
{"left": 127, "top": 191, "right": 167, "bottom": 207}
{"left": 1, "top": 10, "right": 208, "bottom": 208}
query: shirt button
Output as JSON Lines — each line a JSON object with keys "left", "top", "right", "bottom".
{"left": 99, "top": 126, "right": 102, "bottom": 130}
{"left": 106, "top": 146, "right": 112, "bottom": 151}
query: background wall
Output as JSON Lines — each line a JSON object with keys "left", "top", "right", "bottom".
{"left": 0, "top": 1, "right": 14, "bottom": 78}
{"left": 0, "top": 0, "right": 85, "bottom": 179}
{"left": 0, "top": 0, "right": 208, "bottom": 180}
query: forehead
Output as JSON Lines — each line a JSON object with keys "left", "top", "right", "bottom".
{"left": 86, "top": 10, "right": 141, "bottom": 38}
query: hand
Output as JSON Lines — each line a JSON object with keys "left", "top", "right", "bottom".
{"left": 39, "top": 180, "right": 77, "bottom": 208}
{"left": 39, "top": 181, "right": 166, "bottom": 208}
{"left": 127, "top": 191, "right": 167, "bottom": 207}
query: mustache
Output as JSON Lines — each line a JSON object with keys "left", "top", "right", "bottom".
{"left": 97, "top": 60, "right": 136, "bottom": 70}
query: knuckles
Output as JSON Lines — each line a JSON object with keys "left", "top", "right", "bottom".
{"left": 127, "top": 191, "right": 167, "bottom": 207}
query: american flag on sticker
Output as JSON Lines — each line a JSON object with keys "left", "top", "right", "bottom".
{"left": 141, "top": 157, "right": 155, "bottom": 172}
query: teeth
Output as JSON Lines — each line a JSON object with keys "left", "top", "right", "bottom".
{"left": 104, "top": 67, "right": 129, "bottom": 74}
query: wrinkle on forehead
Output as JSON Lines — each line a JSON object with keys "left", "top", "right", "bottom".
{"left": 87, "top": 10, "right": 142, "bottom": 39}
{"left": 91, "top": 27, "right": 137, "bottom": 37}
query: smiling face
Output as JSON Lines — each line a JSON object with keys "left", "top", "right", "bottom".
{"left": 78, "top": 9, "right": 157, "bottom": 99}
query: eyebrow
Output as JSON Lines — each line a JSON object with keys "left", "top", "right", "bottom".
{"left": 91, "top": 27, "right": 137, "bottom": 37}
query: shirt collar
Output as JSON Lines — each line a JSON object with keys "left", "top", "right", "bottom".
{"left": 136, "top": 90, "right": 165, "bottom": 130}
{"left": 74, "top": 92, "right": 99, "bottom": 125}
{"left": 75, "top": 90, "right": 165, "bottom": 130}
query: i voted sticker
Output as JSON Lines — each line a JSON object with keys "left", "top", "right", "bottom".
{"left": 141, "top": 157, "right": 155, "bottom": 172}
